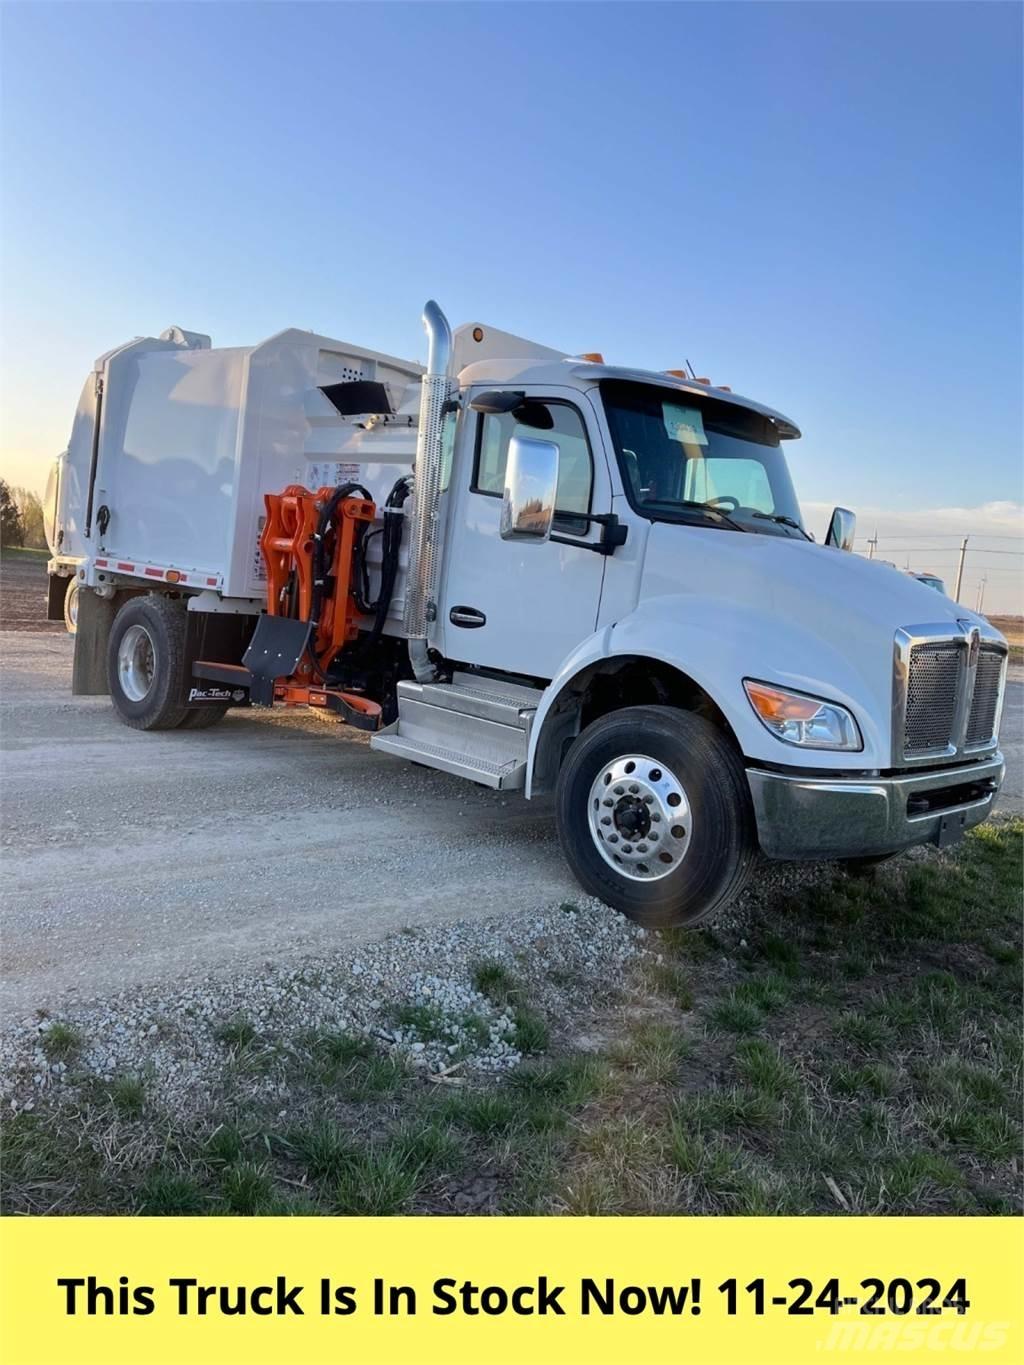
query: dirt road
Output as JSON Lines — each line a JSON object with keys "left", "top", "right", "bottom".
{"left": 0, "top": 629, "right": 580, "bottom": 1023}
{"left": 2, "top": 549, "right": 1020, "bottom": 1025}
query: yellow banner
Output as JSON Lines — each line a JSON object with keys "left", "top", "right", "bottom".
{"left": 1, "top": 1216, "right": 1019, "bottom": 1364}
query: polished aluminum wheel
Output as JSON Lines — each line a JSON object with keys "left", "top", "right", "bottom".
{"left": 117, "top": 623, "right": 155, "bottom": 702}
{"left": 587, "top": 753, "right": 693, "bottom": 882}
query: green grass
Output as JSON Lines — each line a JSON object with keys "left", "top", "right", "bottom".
{"left": 708, "top": 994, "right": 764, "bottom": 1035}
{"left": 214, "top": 1015, "right": 257, "bottom": 1049}
{"left": 220, "top": 1161, "right": 274, "bottom": 1214}
{"left": 550, "top": 820, "right": 1023, "bottom": 1217}
{"left": 734, "top": 974, "right": 792, "bottom": 1013}
{"left": 0, "top": 545, "right": 48, "bottom": 560}
{"left": 137, "top": 1170, "right": 205, "bottom": 1215}
{"left": 3, "top": 820, "right": 1019, "bottom": 1218}
{"left": 829, "top": 1061, "right": 900, "bottom": 1099}
{"left": 40, "top": 1022, "right": 82, "bottom": 1060}
{"left": 331, "top": 1144, "right": 424, "bottom": 1215}
{"left": 107, "top": 1075, "right": 145, "bottom": 1117}
{"left": 611, "top": 1020, "right": 690, "bottom": 1083}
{"left": 472, "top": 959, "right": 521, "bottom": 1004}
{"left": 648, "top": 960, "right": 695, "bottom": 1010}
{"left": 511, "top": 1006, "right": 550, "bottom": 1055}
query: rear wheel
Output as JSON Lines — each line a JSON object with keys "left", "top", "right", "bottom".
{"left": 106, "top": 595, "right": 189, "bottom": 730}
{"left": 177, "top": 703, "right": 230, "bottom": 730}
{"left": 63, "top": 578, "right": 79, "bottom": 635}
{"left": 555, "top": 705, "right": 755, "bottom": 927}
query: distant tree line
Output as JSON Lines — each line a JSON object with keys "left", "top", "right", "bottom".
{"left": 0, "top": 479, "right": 47, "bottom": 549}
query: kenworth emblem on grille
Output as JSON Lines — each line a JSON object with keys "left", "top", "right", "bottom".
{"left": 959, "top": 621, "right": 981, "bottom": 667}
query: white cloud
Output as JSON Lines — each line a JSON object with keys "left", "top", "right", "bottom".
{"left": 802, "top": 502, "right": 1023, "bottom": 616}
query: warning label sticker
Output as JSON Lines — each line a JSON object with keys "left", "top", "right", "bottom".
{"left": 305, "top": 461, "right": 362, "bottom": 489}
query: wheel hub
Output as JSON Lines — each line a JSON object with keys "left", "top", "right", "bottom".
{"left": 612, "top": 794, "right": 651, "bottom": 839}
{"left": 117, "top": 624, "right": 156, "bottom": 703}
{"left": 587, "top": 753, "right": 693, "bottom": 883}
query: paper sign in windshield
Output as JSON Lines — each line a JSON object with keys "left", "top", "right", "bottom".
{"left": 663, "top": 404, "right": 708, "bottom": 446}
{"left": 660, "top": 404, "right": 709, "bottom": 447}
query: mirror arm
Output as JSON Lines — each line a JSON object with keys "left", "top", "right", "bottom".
{"left": 550, "top": 512, "right": 628, "bottom": 556}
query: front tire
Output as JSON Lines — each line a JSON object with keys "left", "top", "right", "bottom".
{"left": 555, "top": 705, "right": 755, "bottom": 928}
{"left": 106, "top": 595, "right": 190, "bottom": 730}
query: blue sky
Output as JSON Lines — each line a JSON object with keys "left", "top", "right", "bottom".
{"left": 1, "top": 1, "right": 1020, "bottom": 603}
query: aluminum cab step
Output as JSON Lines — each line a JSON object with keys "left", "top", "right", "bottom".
{"left": 370, "top": 671, "right": 542, "bottom": 789}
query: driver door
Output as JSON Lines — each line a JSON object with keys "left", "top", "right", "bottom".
{"left": 439, "top": 387, "right": 609, "bottom": 679}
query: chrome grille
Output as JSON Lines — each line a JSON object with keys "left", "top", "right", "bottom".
{"left": 904, "top": 643, "right": 962, "bottom": 754}
{"left": 966, "top": 647, "right": 1005, "bottom": 748}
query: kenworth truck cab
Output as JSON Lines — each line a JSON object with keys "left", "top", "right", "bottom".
{"left": 48, "top": 302, "right": 1007, "bottom": 926}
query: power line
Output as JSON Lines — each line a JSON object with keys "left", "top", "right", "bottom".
{"left": 858, "top": 545, "right": 1022, "bottom": 555}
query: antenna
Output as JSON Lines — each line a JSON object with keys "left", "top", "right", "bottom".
{"left": 684, "top": 358, "right": 697, "bottom": 381}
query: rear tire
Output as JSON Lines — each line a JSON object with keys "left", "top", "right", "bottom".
{"left": 106, "top": 595, "right": 190, "bottom": 730}
{"left": 178, "top": 704, "right": 230, "bottom": 730}
{"left": 555, "top": 705, "right": 755, "bottom": 928}
{"left": 63, "top": 578, "right": 79, "bottom": 635}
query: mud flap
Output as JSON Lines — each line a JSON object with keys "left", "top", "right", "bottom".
{"left": 242, "top": 616, "right": 313, "bottom": 704}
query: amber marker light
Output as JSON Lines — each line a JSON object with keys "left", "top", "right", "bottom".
{"left": 743, "top": 680, "right": 862, "bottom": 751}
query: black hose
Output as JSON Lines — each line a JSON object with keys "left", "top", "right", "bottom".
{"left": 360, "top": 476, "right": 412, "bottom": 647}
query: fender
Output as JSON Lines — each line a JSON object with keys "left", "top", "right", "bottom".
{"left": 525, "top": 595, "right": 893, "bottom": 797}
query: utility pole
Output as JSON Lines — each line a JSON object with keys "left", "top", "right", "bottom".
{"left": 954, "top": 536, "right": 969, "bottom": 602}
{"left": 867, "top": 530, "right": 878, "bottom": 560}
{"left": 975, "top": 575, "right": 987, "bottom": 615}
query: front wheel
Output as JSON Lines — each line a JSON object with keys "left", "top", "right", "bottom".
{"left": 555, "top": 705, "right": 755, "bottom": 928}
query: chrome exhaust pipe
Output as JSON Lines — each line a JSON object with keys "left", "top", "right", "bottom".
{"left": 405, "top": 300, "right": 453, "bottom": 682}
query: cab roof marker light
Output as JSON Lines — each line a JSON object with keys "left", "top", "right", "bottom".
{"left": 743, "top": 679, "right": 862, "bottom": 752}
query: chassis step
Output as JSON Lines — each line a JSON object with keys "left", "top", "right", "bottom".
{"left": 369, "top": 672, "right": 542, "bottom": 789}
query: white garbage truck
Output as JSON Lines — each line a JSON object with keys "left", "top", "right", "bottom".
{"left": 45, "top": 302, "right": 1008, "bottom": 926}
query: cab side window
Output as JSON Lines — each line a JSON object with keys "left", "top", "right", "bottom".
{"left": 473, "top": 401, "right": 593, "bottom": 533}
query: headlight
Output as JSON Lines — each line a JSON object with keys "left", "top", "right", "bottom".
{"left": 743, "top": 680, "right": 862, "bottom": 751}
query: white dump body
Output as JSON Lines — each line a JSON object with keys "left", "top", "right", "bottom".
{"left": 66, "top": 327, "right": 425, "bottom": 608}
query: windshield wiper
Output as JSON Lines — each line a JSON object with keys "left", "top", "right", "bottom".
{"left": 750, "top": 511, "right": 812, "bottom": 540}
{"left": 670, "top": 500, "right": 748, "bottom": 533}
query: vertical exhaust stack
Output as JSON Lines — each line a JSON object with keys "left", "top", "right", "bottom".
{"left": 404, "top": 300, "right": 453, "bottom": 682}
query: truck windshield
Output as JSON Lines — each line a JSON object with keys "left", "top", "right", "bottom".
{"left": 600, "top": 380, "right": 806, "bottom": 537}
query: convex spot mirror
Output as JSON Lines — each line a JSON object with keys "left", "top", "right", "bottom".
{"left": 825, "top": 506, "right": 856, "bottom": 552}
{"left": 500, "top": 436, "right": 560, "bottom": 543}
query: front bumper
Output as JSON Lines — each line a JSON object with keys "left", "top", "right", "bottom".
{"left": 747, "top": 752, "right": 1004, "bottom": 861}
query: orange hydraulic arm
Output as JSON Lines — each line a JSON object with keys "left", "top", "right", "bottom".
{"left": 254, "top": 483, "right": 382, "bottom": 725}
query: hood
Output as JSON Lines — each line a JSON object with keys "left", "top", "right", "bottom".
{"left": 640, "top": 524, "right": 994, "bottom": 641}
{"left": 624, "top": 524, "right": 1003, "bottom": 770}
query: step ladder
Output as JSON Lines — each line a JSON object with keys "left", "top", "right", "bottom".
{"left": 370, "top": 671, "right": 542, "bottom": 789}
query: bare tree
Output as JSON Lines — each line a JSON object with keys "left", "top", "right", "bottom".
{"left": 0, "top": 480, "right": 25, "bottom": 548}
{"left": 12, "top": 486, "right": 46, "bottom": 549}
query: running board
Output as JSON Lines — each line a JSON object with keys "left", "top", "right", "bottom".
{"left": 370, "top": 672, "right": 542, "bottom": 790}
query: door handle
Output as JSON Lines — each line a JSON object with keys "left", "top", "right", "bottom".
{"left": 449, "top": 605, "right": 486, "bottom": 629}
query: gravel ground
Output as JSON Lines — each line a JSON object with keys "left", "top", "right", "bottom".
{"left": 0, "top": 900, "right": 648, "bottom": 1115}
{"left": 2, "top": 556, "right": 1020, "bottom": 1119}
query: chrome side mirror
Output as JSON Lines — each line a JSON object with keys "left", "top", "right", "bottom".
{"left": 825, "top": 506, "right": 856, "bottom": 552}
{"left": 500, "top": 436, "right": 559, "bottom": 543}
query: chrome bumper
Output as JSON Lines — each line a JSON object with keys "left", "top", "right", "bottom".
{"left": 748, "top": 752, "right": 1004, "bottom": 861}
